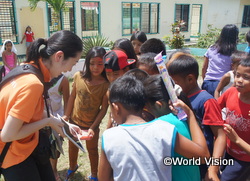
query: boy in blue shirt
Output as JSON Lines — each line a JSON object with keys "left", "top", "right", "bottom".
{"left": 168, "top": 52, "right": 226, "bottom": 181}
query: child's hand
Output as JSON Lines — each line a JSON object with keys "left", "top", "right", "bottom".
{"left": 223, "top": 124, "right": 238, "bottom": 143}
{"left": 171, "top": 99, "right": 191, "bottom": 115}
{"left": 68, "top": 123, "right": 82, "bottom": 137}
{"left": 47, "top": 116, "right": 64, "bottom": 137}
{"left": 87, "top": 128, "right": 94, "bottom": 140}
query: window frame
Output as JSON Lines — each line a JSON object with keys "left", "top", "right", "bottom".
{"left": 174, "top": 4, "right": 190, "bottom": 32}
{"left": 80, "top": 1, "right": 100, "bottom": 38}
{"left": 46, "top": 0, "right": 76, "bottom": 36}
{"left": 122, "top": 2, "right": 160, "bottom": 36}
{"left": 0, "top": 0, "right": 18, "bottom": 44}
{"left": 242, "top": 5, "right": 250, "bottom": 28}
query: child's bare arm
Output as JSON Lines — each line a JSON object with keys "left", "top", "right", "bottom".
{"left": 214, "top": 72, "right": 231, "bottom": 99}
{"left": 99, "top": 149, "right": 114, "bottom": 181}
{"left": 89, "top": 91, "right": 109, "bottom": 136}
{"left": 60, "top": 76, "right": 70, "bottom": 112}
{"left": 63, "top": 82, "right": 76, "bottom": 121}
{"left": 205, "top": 126, "right": 226, "bottom": 181}
{"left": 2, "top": 52, "right": 11, "bottom": 69}
{"left": 20, "top": 35, "right": 25, "bottom": 43}
{"left": 202, "top": 57, "right": 209, "bottom": 80}
{"left": 224, "top": 124, "right": 250, "bottom": 155}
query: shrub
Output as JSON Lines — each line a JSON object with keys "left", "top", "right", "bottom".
{"left": 82, "top": 34, "right": 112, "bottom": 58}
{"left": 197, "top": 24, "right": 221, "bottom": 48}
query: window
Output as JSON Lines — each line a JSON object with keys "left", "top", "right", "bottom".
{"left": 242, "top": 5, "right": 250, "bottom": 27}
{"left": 47, "top": 1, "right": 75, "bottom": 35}
{"left": 122, "top": 2, "right": 159, "bottom": 35}
{"left": 0, "top": 0, "right": 17, "bottom": 44}
{"left": 81, "top": 2, "right": 100, "bottom": 37}
{"left": 175, "top": 4, "right": 189, "bottom": 31}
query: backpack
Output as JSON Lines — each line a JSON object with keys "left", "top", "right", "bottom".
{"left": 0, "top": 64, "right": 51, "bottom": 170}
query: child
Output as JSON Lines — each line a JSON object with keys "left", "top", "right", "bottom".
{"left": 112, "top": 38, "right": 138, "bottom": 68}
{"left": 217, "top": 57, "right": 250, "bottom": 181}
{"left": 63, "top": 46, "right": 109, "bottom": 181}
{"left": 0, "top": 39, "right": 17, "bottom": 75}
{"left": 214, "top": 50, "right": 247, "bottom": 99}
{"left": 245, "top": 30, "right": 250, "bottom": 54}
{"left": 103, "top": 50, "right": 136, "bottom": 128}
{"left": 20, "top": 26, "right": 35, "bottom": 57}
{"left": 140, "top": 38, "right": 167, "bottom": 56}
{"left": 130, "top": 31, "right": 147, "bottom": 56}
{"left": 136, "top": 52, "right": 159, "bottom": 75}
{"left": 143, "top": 74, "right": 205, "bottom": 181}
{"left": 202, "top": 24, "right": 239, "bottom": 96}
{"left": 168, "top": 52, "right": 226, "bottom": 180}
{"left": 98, "top": 75, "right": 209, "bottom": 181}
{"left": 214, "top": 51, "right": 248, "bottom": 99}
{"left": 104, "top": 49, "right": 136, "bottom": 83}
{"left": 48, "top": 74, "right": 70, "bottom": 181}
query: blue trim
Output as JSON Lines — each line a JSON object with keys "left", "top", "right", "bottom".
{"left": 101, "top": 134, "right": 105, "bottom": 151}
{"left": 120, "top": 119, "right": 158, "bottom": 127}
{"left": 171, "top": 128, "right": 177, "bottom": 157}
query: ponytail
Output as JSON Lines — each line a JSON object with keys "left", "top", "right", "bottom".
{"left": 26, "top": 38, "right": 48, "bottom": 64}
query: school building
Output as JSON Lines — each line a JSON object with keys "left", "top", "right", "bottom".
{"left": 0, "top": 0, "right": 250, "bottom": 56}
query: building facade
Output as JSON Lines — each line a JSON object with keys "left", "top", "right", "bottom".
{"left": 0, "top": 0, "right": 249, "bottom": 56}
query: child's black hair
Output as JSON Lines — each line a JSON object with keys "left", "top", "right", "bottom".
{"left": 246, "top": 30, "right": 250, "bottom": 44}
{"left": 140, "top": 38, "right": 166, "bottom": 55}
{"left": 26, "top": 30, "right": 83, "bottom": 66}
{"left": 130, "top": 31, "right": 147, "bottom": 43}
{"left": 81, "top": 46, "right": 107, "bottom": 81}
{"left": 238, "top": 56, "right": 250, "bottom": 67}
{"left": 124, "top": 68, "right": 149, "bottom": 82}
{"left": 112, "top": 38, "right": 138, "bottom": 60}
{"left": 137, "top": 52, "right": 158, "bottom": 74}
{"left": 143, "top": 75, "right": 171, "bottom": 106}
{"left": 231, "top": 50, "right": 248, "bottom": 63}
{"left": 213, "top": 24, "right": 239, "bottom": 56}
{"left": 109, "top": 75, "right": 145, "bottom": 112}
{"left": 168, "top": 54, "right": 199, "bottom": 80}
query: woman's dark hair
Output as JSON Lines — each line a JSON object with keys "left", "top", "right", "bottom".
{"left": 26, "top": 30, "right": 83, "bottom": 65}
{"left": 109, "top": 75, "right": 145, "bottom": 112}
{"left": 81, "top": 46, "right": 107, "bottom": 81}
{"left": 214, "top": 24, "right": 239, "bottom": 56}
{"left": 140, "top": 38, "right": 166, "bottom": 56}
{"left": 112, "top": 38, "right": 138, "bottom": 68}
{"left": 130, "top": 31, "right": 147, "bottom": 43}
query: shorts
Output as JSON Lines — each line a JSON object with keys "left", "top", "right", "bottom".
{"left": 201, "top": 80, "right": 219, "bottom": 97}
{"left": 220, "top": 152, "right": 250, "bottom": 181}
{"left": 26, "top": 42, "right": 32, "bottom": 48}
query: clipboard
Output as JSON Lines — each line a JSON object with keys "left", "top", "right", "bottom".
{"left": 57, "top": 115, "right": 86, "bottom": 152}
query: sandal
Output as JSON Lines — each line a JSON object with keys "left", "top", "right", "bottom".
{"left": 88, "top": 176, "right": 98, "bottom": 181}
{"left": 65, "top": 165, "right": 79, "bottom": 181}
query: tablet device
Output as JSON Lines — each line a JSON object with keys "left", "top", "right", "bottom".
{"left": 57, "top": 115, "right": 85, "bottom": 152}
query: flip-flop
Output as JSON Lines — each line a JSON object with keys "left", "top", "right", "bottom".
{"left": 88, "top": 176, "right": 98, "bottom": 181}
{"left": 65, "top": 165, "right": 79, "bottom": 181}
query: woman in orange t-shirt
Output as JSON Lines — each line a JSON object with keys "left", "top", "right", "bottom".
{"left": 0, "top": 30, "right": 83, "bottom": 181}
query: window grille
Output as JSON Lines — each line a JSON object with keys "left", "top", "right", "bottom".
{"left": 0, "top": 0, "right": 17, "bottom": 44}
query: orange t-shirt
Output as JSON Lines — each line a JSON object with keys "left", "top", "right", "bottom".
{"left": 0, "top": 59, "right": 50, "bottom": 168}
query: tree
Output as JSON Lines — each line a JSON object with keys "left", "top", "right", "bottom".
{"left": 28, "top": 0, "right": 66, "bottom": 31}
